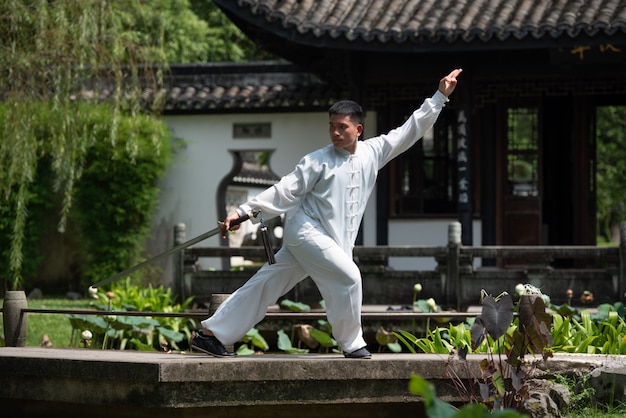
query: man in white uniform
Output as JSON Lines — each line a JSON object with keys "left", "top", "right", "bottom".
{"left": 192, "top": 69, "right": 462, "bottom": 358}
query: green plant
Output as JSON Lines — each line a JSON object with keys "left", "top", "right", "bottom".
{"left": 551, "top": 308, "right": 626, "bottom": 354}
{"left": 68, "top": 279, "right": 194, "bottom": 351}
{"left": 276, "top": 319, "right": 339, "bottom": 354}
{"left": 275, "top": 299, "right": 340, "bottom": 354}
{"left": 596, "top": 106, "right": 626, "bottom": 244}
{"left": 276, "top": 329, "right": 309, "bottom": 354}
{"left": 306, "top": 320, "right": 338, "bottom": 353}
{"left": 375, "top": 326, "right": 402, "bottom": 353}
{"left": 72, "top": 107, "right": 174, "bottom": 287}
{"left": 397, "top": 286, "right": 554, "bottom": 413}
{"left": 412, "top": 293, "right": 444, "bottom": 336}
{"left": 553, "top": 373, "right": 597, "bottom": 414}
{"left": 396, "top": 326, "right": 455, "bottom": 355}
{"left": 0, "top": 161, "right": 55, "bottom": 289}
{"left": 409, "top": 373, "right": 528, "bottom": 417}
{"left": 280, "top": 298, "right": 311, "bottom": 312}
{"left": 0, "top": 0, "right": 173, "bottom": 290}
{"left": 236, "top": 327, "right": 269, "bottom": 355}
{"left": 0, "top": 102, "right": 174, "bottom": 291}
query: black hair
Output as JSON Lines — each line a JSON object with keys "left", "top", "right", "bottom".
{"left": 328, "top": 100, "right": 364, "bottom": 125}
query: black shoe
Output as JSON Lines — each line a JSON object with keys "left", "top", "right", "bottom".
{"left": 191, "top": 331, "right": 235, "bottom": 357}
{"left": 344, "top": 347, "right": 372, "bottom": 359}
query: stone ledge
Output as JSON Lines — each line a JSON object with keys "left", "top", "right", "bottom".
{"left": 0, "top": 348, "right": 624, "bottom": 417}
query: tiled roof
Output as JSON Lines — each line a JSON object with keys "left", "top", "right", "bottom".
{"left": 160, "top": 62, "right": 344, "bottom": 113}
{"left": 77, "top": 62, "right": 346, "bottom": 113}
{"left": 215, "top": 0, "right": 626, "bottom": 50}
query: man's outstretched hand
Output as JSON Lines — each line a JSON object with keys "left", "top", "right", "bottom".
{"left": 438, "top": 68, "right": 463, "bottom": 97}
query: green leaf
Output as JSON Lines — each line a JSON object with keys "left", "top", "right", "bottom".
{"left": 393, "top": 330, "right": 418, "bottom": 353}
{"left": 236, "top": 345, "right": 255, "bottom": 356}
{"left": 68, "top": 314, "right": 109, "bottom": 333}
{"left": 157, "top": 326, "right": 184, "bottom": 343}
{"left": 130, "top": 338, "right": 155, "bottom": 351}
{"left": 284, "top": 347, "right": 310, "bottom": 354}
{"left": 240, "top": 328, "right": 269, "bottom": 351}
{"left": 451, "top": 403, "right": 491, "bottom": 417}
{"left": 280, "top": 299, "right": 311, "bottom": 312}
{"left": 309, "top": 327, "right": 336, "bottom": 348}
{"left": 386, "top": 342, "right": 402, "bottom": 353}
{"left": 492, "top": 371, "right": 505, "bottom": 397}
{"left": 431, "top": 327, "right": 454, "bottom": 353}
{"left": 276, "top": 330, "right": 309, "bottom": 354}
{"left": 414, "top": 299, "right": 433, "bottom": 312}
{"left": 408, "top": 374, "right": 457, "bottom": 418}
{"left": 277, "top": 330, "right": 293, "bottom": 351}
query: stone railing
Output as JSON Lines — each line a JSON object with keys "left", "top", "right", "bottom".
{"left": 175, "top": 222, "right": 626, "bottom": 310}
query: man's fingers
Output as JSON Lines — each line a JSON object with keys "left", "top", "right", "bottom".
{"left": 221, "top": 215, "right": 243, "bottom": 238}
{"left": 447, "top": 68, "right": 462, "bottom": 80}
{"left": 438, "top": 68, "right": 462, "bottom": 96}
{"left": 221, "top": 220, "right": 229, "bottom": 238}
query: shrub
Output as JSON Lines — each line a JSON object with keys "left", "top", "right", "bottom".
{"left": 0, "top": 102, "right": 174, "bottom": 291}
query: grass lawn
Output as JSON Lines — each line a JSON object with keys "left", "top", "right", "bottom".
{"left": 568, "top": 408, "right": 626, "bottom": 418}
{"left": 1, "top": 296, "right": 95, "bottom": 347}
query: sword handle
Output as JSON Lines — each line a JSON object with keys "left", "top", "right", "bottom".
{"left": 217, "top": 209, "right": 260, "bottom": 236}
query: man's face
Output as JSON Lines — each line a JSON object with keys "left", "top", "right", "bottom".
{"left": 328, "top": 114, "right": 362, "bottom": 154}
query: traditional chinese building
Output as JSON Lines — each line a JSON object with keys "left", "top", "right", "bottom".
{"left": 206, "top": 0, "right": 626, "bottom": 252}
{"left": 146, "top": 1, "right": 626, "bottom": 289}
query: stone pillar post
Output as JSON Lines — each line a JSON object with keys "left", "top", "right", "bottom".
{"left": 447, "top": 222, "right": 462, "bottom": 311}
{"left": 2, "top": 290, "right": 28, "bottom": 347}
{"left": 174, "top": 223, "right": 186, "bottom": 302}
{"left": 209, "top": 293, "right": 234, "bottom": 352}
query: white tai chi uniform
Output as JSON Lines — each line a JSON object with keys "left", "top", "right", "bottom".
{"left": 202, "top": 90, "right": 449, "bottom": 352}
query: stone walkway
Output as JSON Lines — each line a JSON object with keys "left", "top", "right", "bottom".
{"left": 1, "top": 347, "right": 625, "bottom": 417}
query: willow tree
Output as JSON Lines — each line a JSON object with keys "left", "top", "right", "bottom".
{"left": 0, "top": 0, "right": 211, "bottom": 290}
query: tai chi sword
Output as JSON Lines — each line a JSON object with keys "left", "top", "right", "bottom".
{"left": 90, "top": 210, "right": 270, "bottom": 289}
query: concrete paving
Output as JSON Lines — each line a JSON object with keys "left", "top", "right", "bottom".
{"left": 1, "top": 347, "right": 625, "bottom": 418}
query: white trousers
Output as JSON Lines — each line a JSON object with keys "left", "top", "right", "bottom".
{"left": 201, "top": 225, "right": 366, "bottom": 353}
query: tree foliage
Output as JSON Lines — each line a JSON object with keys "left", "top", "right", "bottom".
{"left": 0, "top": 0, "right": 209, "bottom": 290}
{"left": 0, "top": 103, "right": 174, "bottom": 290}
{"left": 188, "top": 0, "right": 275, "bottom": 61}
{"left": 596, "top": 106, "right": 626, "bottom": 243}
{"left": 72, "top": 107, "right": 174, "bottom": 286}
{"left": 0, "top": 0, "right": 271, "bottom": 291}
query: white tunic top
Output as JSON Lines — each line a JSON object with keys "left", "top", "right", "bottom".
{"left": 239, "top": 90, "right": 449, "bottom": 254}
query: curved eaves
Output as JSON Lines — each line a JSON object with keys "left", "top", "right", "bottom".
{"left": 214, "top": 0, "right": 626, "bottom": 51}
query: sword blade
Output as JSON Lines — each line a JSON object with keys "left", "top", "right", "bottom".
{"left": 90, "top": 225, "right": 222, "bottom": 289}
{"left": 90, "top": 211, "right": 258, "bottom": 289}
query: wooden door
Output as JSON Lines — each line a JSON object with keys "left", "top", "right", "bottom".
{"left": 499, "top": 106, "right": 543, "bottom": 245}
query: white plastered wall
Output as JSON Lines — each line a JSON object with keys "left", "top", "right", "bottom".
{"left": 148, "top": 109, "right": 477, "bottom": 285}
{"left": 149, "top": 111, "right": 379, "bottom": 284}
